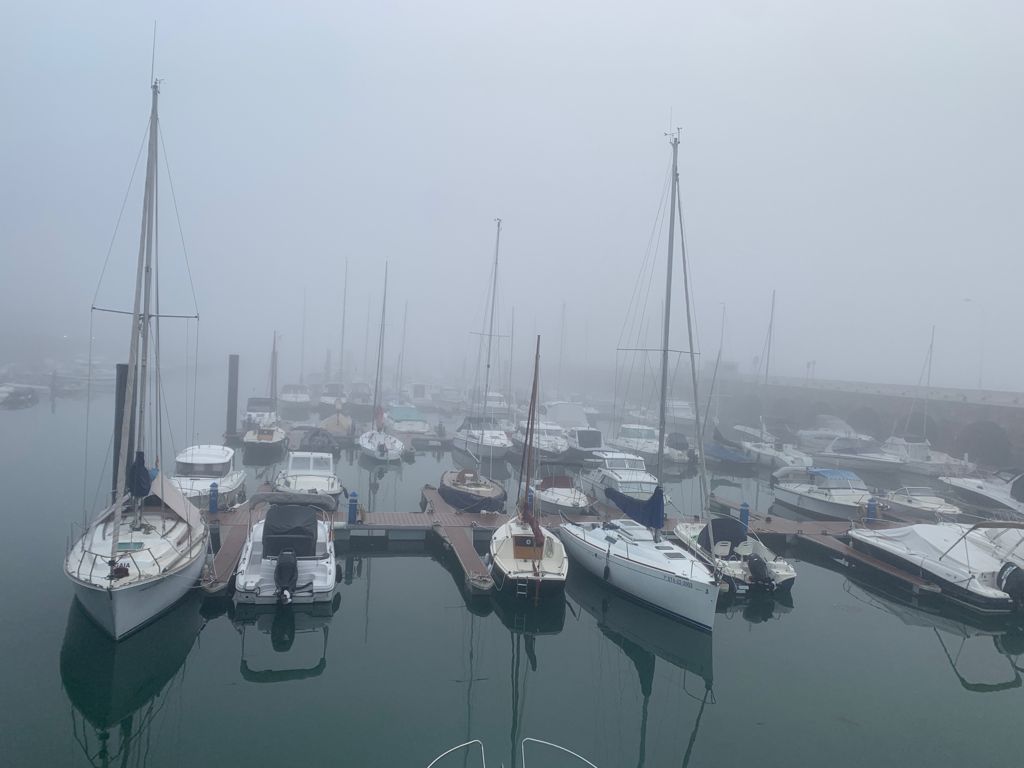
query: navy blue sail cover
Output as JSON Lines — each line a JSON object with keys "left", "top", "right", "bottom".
{"left": 128, "top": 451, "right": 152, "bottom": 498}
{"left": 605, "top": 486, "right": 665, "bottom": 529}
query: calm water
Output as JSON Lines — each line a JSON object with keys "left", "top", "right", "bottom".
{"left": 3, "top": 393, "right": 1024, "bottom": 767}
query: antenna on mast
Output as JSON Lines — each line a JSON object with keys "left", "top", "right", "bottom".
{"left": 150, "top": 21, "right": 157, "bottom": 84}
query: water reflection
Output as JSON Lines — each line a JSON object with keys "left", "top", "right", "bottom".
{"left": 718, "top": 589, "right": 795, "bottom": 624}
{"left": 233, "top": 595, "right": 341, "bottom": 683}
{"left": 566, "top": 569, "right": 713, "bottom": 768}
{"left": 60, "top": 594, "right": 204, "bottom": 767}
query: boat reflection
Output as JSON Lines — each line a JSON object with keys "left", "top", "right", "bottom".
{"left": 718, "top": 589, "right": 795, "bottom": 624}
{"left": 566, "top": 568, "right": 713, "bottom": 768}
{"left": 845, "top": 577, "right": 1024, "bottom": 693}
{"left": 233, "top": 595, "right": 341, "bottom": 683}
{"left": 60, "top": 594, "right": 204, "bottom": 767}
{"left": 357, "top": 454, "right": 403, "bottom": 513}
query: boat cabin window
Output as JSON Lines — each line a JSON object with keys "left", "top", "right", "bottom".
{"left": 814, "top": 474, "right": 868, "bottom": 491}
{"left": 312, "top": 456, "right": 333, "bottom": 473}
{"left": 621, "top": 426, "right": 657, "bottom": 440}
{"left": 538, "top": 427, "right": 563, "bottom": 438}
{"left": 575, "top": 430, "right": 602, "bottom": 448}
{"left": 175, "top": 461, "right": 230, "bottom": 477}
{"left": 289, "top": 456, "right": 312, "bottom": 472}
{"left": 605, "top": 458, "right": 629, "bottom": 469}
{"left": 619, "top": 482, "right": 656, "bottom": 494}
{"left": 246, "top": 397, "right": 274, "bottom": 411}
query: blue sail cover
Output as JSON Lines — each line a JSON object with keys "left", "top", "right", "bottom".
{"left": 127, "top": 451, "right": 152, "bottom": 498}
{"left": 605, "top": 486, "right": 665, "bottom": 529}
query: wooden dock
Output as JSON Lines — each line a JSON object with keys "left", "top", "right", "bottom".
{"left": 797, "top": 533, "right": 941, "bottom": 594}
{"left": 202, "top": 500, "right": 265, "bottom": 594}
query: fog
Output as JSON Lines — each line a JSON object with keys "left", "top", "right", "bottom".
{"left": 3, "top": 1, "right": 1023, "bottom": 396}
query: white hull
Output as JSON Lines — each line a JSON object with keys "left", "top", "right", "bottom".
{"left": 71, "top": 541, "right": 207, "bottom": 640}
{"left": 358, "top": 430, "right": 405, "bottom": 462}
{"left": 558, "top": 524, "right": 716, "bottom": 631}
{"left": 772, "top": 485, "right": 869, "bottom": 520}
{"left": 452, "top": 433, "right": 510, "bottom": 459}
{"left": 813, "top": 454, "right": 903, "bottom": 473}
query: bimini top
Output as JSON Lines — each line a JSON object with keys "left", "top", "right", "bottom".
{"left": 175, "top": 444, "right": 234, "bottom": 465}
{"left": 808, "top": 468, "right": 863, "bottom": 482}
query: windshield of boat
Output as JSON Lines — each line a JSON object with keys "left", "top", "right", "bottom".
{"left": 573, "top": 429, "right": 602, "bottom": 448}
{"left": 829, "top": 437, "right": 879, "bottom": 453}
{"left": 814, "top": 473, "right": 868, "bottom": 490}
{"left": 618, "top": 482, "right": 657, "bottom": 494}
{"left": 246, "top": 397, "right": 274, "bottom": 411}
{"left": 312, "top": 455, "right": 333, "bottom": 472}
{"left": 621, "top": 426, "right": 657, "bottom": 440}
{"left": 605, "top": 457, "right": 646, "bottom": 470}
{"left": 289, "top": 456, "right": 312, "bottom": 471}
{"left": 175, "top": 461, "right": 229, "bottom": 477}
{"left": 538, "top": 427, "right": 563, "bottom": 438}
{"left": 899, "top": 487, "right": 937, "bottom": 497}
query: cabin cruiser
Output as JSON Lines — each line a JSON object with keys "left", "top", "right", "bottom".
{"left": 734, "top": 424, "right": 812, "bottom": 468}
{"left": 452, "top": 415, "right": 514, "bottom": 459}
{"left": 578, "top": 451, "right": 659, "bottom": 502}
{"left": 673, "top": 516, "right": 796, "bottom": 595}
{"left": 274, "top": 452, "right": 343, "bottom": 497}
{"left": 813, "top": 436, "right": 904, "bottom": 472}
{"left": 772, "top": 466, "right": 874, "bottom": 521}
{"left": 531, "top": 475, "right": 592, "bottom": 516}
{"left": 242, "top": 425, "right": 288, "bottom": 464}
{"left": 940, "top": 470, "right": 1024, "bottom": 519}
{"left": 234, "top": 492, "right": 339, "bottom": 606}
{"left": 848, "top": 522, "right": 1024, "bottom": 614}
{"left": 386, "top": 404, "right": 441, "bottom": 448}
{"left": 607, "top": 424, "right": 689, "bottom": 466}
{"left": 278, "top": 384, "right": 312, "bottom": 416}
{"left": 881, "top": 437, "right": 975, "bottom": 477}
{"left": 438, "top": 468, "right": 507, "bottom": 512}
{"left": 170, "top": 445, "right": 246, "bottom": 511}
{"left": 511, "top": 421, "right": 568, "bottom": 459}
{"left": 881, "top": 487, "right": 962, "bottom": 522}
{"left": 317, "top": 382, "right": 346, "bottom": 415}
{"left": 796, "top": 415, "right": 871, "bottom": 452}
{"left": 564, "top": 426, "right": 604, "bottom": 463}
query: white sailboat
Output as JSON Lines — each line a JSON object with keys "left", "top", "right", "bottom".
{"left": 64, "top": 79, "right": 208, "bottom": 640}
{"left": 358, "top": 263, "right": 406, "bottom": 463}
{"left": 559, "top": 134, "right": 718, "bottom": 632}
{"left": 489, "top": 337, "right": 569, "bottom": 601}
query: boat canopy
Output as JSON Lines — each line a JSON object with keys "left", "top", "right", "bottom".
{"left": 262, "top": 505, "right": 319, "bottom": 558}
{"left": 605, "top": 485, "right": 665, "bottom": 529}
{"left": 698, "top": 516, "right": 748, "bottom": 554}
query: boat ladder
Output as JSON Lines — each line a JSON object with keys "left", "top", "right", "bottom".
{"left": 516, "top": 579, "right": 529, "bottom": 598}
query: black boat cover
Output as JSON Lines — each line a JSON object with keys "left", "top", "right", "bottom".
{"left": 128, "top": 451, "right": 152, "bottom": 498}
{"left": 262, "top": 505, "right": 318, "bottom": 558}
{"left": 696, "top": 516, "right": 748, "bottom": 555}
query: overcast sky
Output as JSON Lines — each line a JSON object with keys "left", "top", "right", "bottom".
{"left": 3, "top": 1, "right": 1022, "bottom": 395}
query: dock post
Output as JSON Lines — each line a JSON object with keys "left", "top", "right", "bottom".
{"left": 209, "top": 482, "right": 219, "bottom": 515}
{"left": 866, "top": 497, "right": 877, "bottom": 522}
{"left": 348, "top": 491, "right": 358, "bottom": 524}
{"left": 739, "top": 501, "right": 750, "bottom": 529}
{"left": 225, "top": 354, "right": 240, "bottom": 443}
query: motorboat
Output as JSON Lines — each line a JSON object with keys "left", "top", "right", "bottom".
{"left": 940, "top": 470, "right": 1024, "bottom": 519}
{"left": 796, "top": 415, "right": 871, "bottom": 452}
{"left": 703, "top": 439, "right": 756, "bottom": 470}
{"left": 578, "top": 451, "right": 659, "bottom": 502}
{"left": 665, "top": 399, "right": 698, "bottom": 431}
{"left": 170, "top": 444, "right": 247, "bottom": 511}
{"left": 278, "top": 383, "right": 312, "bottom": 416}
{"left": 881, "top": 437, "right": 976, "bottom": 477}
{"left": 386, "top": 404, "right": 442, "bottom": 449}
{"left": 608, "top": 423, "right": 689, "bottom": 467}
{"left": 430, "top": 386, "right": 466, "bottom": 415}
{"left": 437, "top": 468, "right": 507, "bottom": 512}
{"left": 735, "top": 424, "right": 812, "bottom": 468}
{"left": 531, "top": 474, "right": 592, "bottom": 516}
{"left": 539, "top": 400, "right": 589, "bottom": 429}
{"left": 564, "top": 426, "right": 604, "bottom": 463}
{"left": 772, "top": 466, "right": 874, "bottom": 521}
{"left": 317, "top": 381, "right": 346, "bottom": 415}
{"left": 234, "top": 492, "right": 340, "bottom": 606}
{"left": 814, "top": 436, "right": 904, "bottom": 472}
{"left": 274, "top": 451, "right": 344, "bottom": 497}
{"left": 242, "top": 424, "right": 288, "bottom": 465}
{"left": 452, "top": 415, "right": 514, "bottom": 459}
{"left": 881, "top": 487, "right": 962, "bottom": 522}
{"left": 484, "top": 390, "right": 508, "bottom": 412}
{"left": 848, "top": 522, "right": 1024, "bottom": 614}
{"left": 358, "top": 428, "right": 405, "bottom": 463}
{"left": 511, "top": 420, "right": 569, "bottom": 459}
{"left": 673, "top": 516, "right": 796, "bottom": 595}
{"left": 65, "top": 79, "right": 209, "bottom": 641}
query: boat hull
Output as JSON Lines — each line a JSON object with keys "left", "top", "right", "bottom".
{"left": 489, "top": 561, "right": 567, "bottom": 600}
{"left": 772, "top": 487, "right": 866, "bottom": 521}
{"left": 70, "top": 542, "right": 207, "bottom": 640}
{"left": 558, "top": 525, "right": 716, "bottom": 632}
{"left": 242, "top": 438, "right": 287, "bottom": 465}
{"left": 438, "top": 475, "right": 507, "bottom": 513}
{"left": 452, "top": 434, "right": 510, "bottom": 459}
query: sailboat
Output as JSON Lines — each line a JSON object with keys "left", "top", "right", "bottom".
{"left": 64, "top": 79, "right": 209, "bottom": 641}
{"left": 488, "top": 337, "right": 569, "bottom": 600}
{"left": 358, "top": 263, "right": 405, "bottom": 462}
{"left": 559, "top": 134, "right": 718, "bottom": 632}
{"left": 242, "top": 332, "right": 288, "bottom": 464}
{"left": 279, "top": 291, "right": 312, "bottom": 418}
{"left": 452, "top": 219, "right": 514, "bottom": 460}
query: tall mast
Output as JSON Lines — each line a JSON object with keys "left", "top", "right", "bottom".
{"left": 507, "top": 306, "right": 515, "bottom": 420}
{"left": 760, "top": 290, "right": 776, "bottom": 442}
{"left": 270, "top": 331, "right": 278, "bottom": 403}
{"left": 558, "top": 301, "right": 566, "bottom": 399}
{"left": 395, "top": 301, "right": 408, "bottom": 395}
{"left": 299, "top": 288, "right": 306, "bottom": 385}
{"left": 924, "top": 325, "right": 934, "bottom": 440}
{"left": 656, "top": 136, "right": 679, "bottom": 485}
{"left": 482, "top": 218, "right": 501, "bottom": 418}
{"left": 110, "top": 80, "right": 160, "bottom": 560}
{"left": 339, "top": 258, "right": 348, "bottom": 381}
{"left": 372, "top": 263, "right": 388, "bottom": 429}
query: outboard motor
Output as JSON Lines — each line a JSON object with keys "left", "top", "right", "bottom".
{"left": 275, "top": 548, "right": 299, "bottom": 605}
{"left": 997, "top": 563, "right": 1024, "bottom": 610}
{"left": 747, "top": 553, "right": 774, "bottom": 591}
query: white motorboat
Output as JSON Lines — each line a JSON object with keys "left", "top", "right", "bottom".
{"left": 772, "top": 466, "right": 874, "bottom": 521}
{"left": 358, "top": 428, "right": 405, "bottom": 463}
{"left": 532, "top": 475, "right": 592, "bottom": 516}
{"left": 940, "top": 470, "right": 1024, "bottom": 519}
{"left": 234, "top": 492, "right": 339, "bottom": 606}
{"left": 673, "top": 516, "right": 796, "bottom": 595}
{"left": 848, "top": 522, "right": 1024, "bottom": 614}
{"left": 65, "top": 79, "right": 208, "bottom": 641}
{"left": 484, "top": 390, "right": 508, "bottom": 412}
{"left": 539, "top": 400, "right": 589, "bottom": 430}
{"left": 564, "top": 426, "right": 605, "bottom": 463}
{"left": 452, "top": 415, "right": 514, "bottom": 459}
{"left": 274, "top": 451, "right": 343, "bottom": 497}
{"left": 279, "top": 384, "right": 312, "bottom": 415}
{"left": 242, "top": 425, "right": 288, "bottom": 464}
{"left": 608, "top": 423, "right": 689, "bottom": 466}
{"left": 665, "top": 399, "right": 698, "bottom": 431}
{"left": 489, "top": 337, "right": 568, "bottom": 602}
{"left": 881, "top": 437, "right": 975, "bottom": 478}
{"left": 578, "top": 451, "right": 659, "bottom": 502}
{"left": 796, "top": 415, "right": 871, "bottom": 452}
{"left": 511, "top": 420, "right": 568, "bottom": 459}
{"left": 814, "top": 436, "right": 904, "bottom": 472}
{"left": 741, "top": 438, "right": 813, "bottom": 469}
{"left": 386, "top": 404, "right": 441, "bottom": 448}
{"left": 242, "top": 396, "right": 278, "bottom": 430}
{"left": 170, "top": 445, "right": 247, "bottom": 511}
{"left": 881, "top": 487, "right": 962, "bottom": 522}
